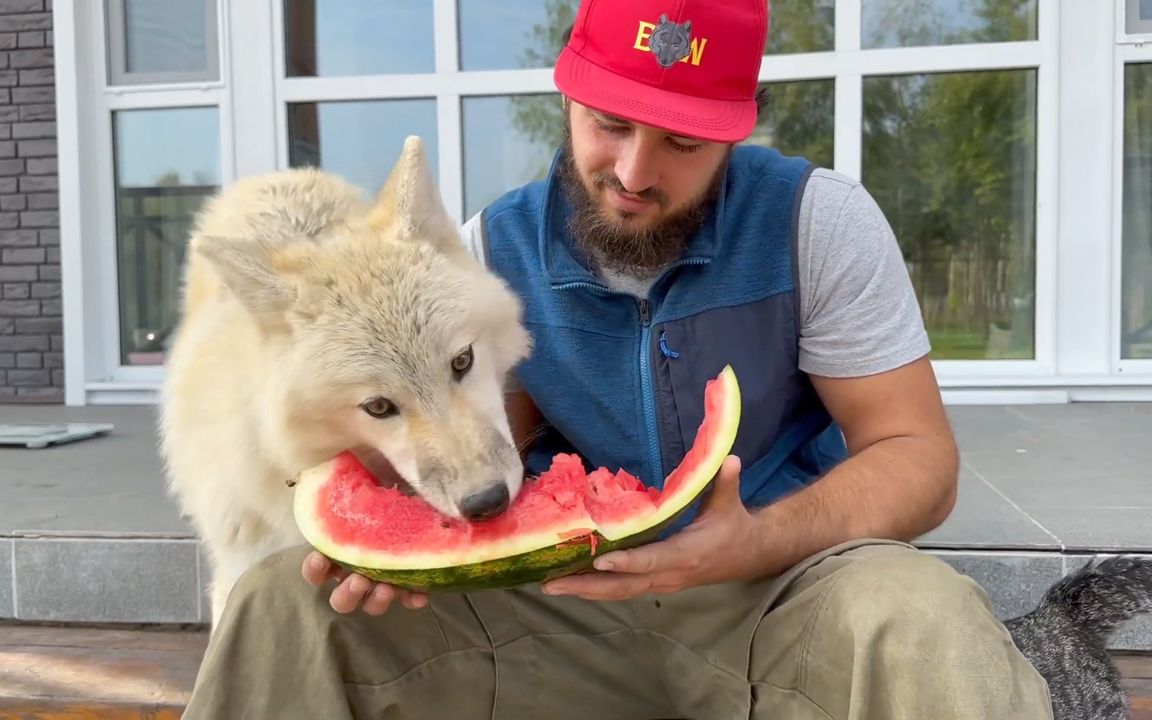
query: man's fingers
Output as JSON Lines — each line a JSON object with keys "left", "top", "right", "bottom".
{"left": 360, "top": 583, "right": 397, "bottom": 615}
{"left": 329, "top": 573, "right": 374, "bottom": 614}
{"left": 697, "top": 454, "right": 743, "bottom": 517}
{"left": 543, "top": 572, "right": 657, "bottom": 601}
{"left": 302, "top": 550, "right": 350, "bottom": 586}
{"left": 400, "top": 590, "right": 430, "bottom": 610}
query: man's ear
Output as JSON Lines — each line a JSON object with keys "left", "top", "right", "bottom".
{"left": 365, "top": 135, "right": 463, "bottom": 258}
{"left": 193, "top": 235, "right": 299, "bottom": 320}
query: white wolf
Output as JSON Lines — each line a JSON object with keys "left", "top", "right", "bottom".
{"left": 159, "top": 136, "right": 532, "bottom": 629}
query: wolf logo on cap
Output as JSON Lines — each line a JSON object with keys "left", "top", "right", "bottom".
{"left": 649, "top": 13, "right": 692, "bottom": 68}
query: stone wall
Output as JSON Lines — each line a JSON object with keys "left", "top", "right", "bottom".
{"left": 0, "top": 0, "right": 59, "bottom": 403}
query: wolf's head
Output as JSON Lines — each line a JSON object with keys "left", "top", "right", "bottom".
{"left": 192, "top": 136, "right": 532, "bottom": 522}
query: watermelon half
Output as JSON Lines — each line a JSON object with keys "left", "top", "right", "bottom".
{"left": 291, "top": 364, "right": 741, "bottom": 591}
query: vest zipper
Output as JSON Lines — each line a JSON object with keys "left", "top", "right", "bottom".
{"left": 636, "top": 298, "right": 663, "bottom": 487}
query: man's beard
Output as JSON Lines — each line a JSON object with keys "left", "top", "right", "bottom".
{"left": 555, "top": 129, "right": 729, "bottom": 279}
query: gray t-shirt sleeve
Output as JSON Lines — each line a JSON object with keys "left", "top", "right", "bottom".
{"left": 459, "top": 211, "right": 485, "bottom": 263}
{"left": 795, "top": 168, "right": 932, "bottom": 377}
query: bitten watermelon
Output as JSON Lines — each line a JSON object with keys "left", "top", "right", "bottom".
{"left": 291, "top": 365, "right": 741, "bottom": 591}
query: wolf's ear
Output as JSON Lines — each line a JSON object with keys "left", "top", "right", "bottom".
{"left": 194, "top": 236, "right": 298, "bottom": 320}
{"left": 365, "top": 135, "right": 461, "bottom": 255}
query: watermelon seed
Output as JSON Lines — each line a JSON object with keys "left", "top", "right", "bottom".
{"left": 440, "top": 521, "right": 450, "bottom": 529}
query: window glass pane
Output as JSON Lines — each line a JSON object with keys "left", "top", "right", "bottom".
{"left": 287, "top": 99, "right": 439, "bottom": 200}
{"left": 764, "top": 0, "right": 835, "bottom": 54}
{"left": 1121, "top": 63, "right": 1152, "bottom": 360}
{"left": 114, "top": 0, "right": 215, "bottom": 79}
{"left": 862, "top": 69, "right": 1037, "bottom": 360}
{"left": 861, "top": 0, "right": 1037, "bottom": 49}
{"left": 458, "top": 0, "right": 577, "bottom": 71}
{"left": 461, "top": 94, "right": 564, "bottom": 220}
{"left": 1128, "top": 0, "right": 1152, "bottom": 35}
{"left": 285, "top": 0, "right": 434, "bottom": 77}
{"left": 747, "top": 79, "right": 834, "bottom": 170}
{"left": 112, "top": 107, "right": 220, "bottom": 366}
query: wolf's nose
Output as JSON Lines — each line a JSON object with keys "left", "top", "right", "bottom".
{"left": 460, "top": 484, "right": 510, "bottom": 521}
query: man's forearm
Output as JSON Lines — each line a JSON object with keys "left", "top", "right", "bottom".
{"left": 747, "top": 434, "right": 959, "bottom": 578}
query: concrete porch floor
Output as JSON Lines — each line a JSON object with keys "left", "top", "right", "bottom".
{"left": 0, "top": 400, "right": 1149, "bottom": 649}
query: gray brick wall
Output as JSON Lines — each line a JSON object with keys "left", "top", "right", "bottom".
{"left": 0, "top": 0, "right": 59, "bottom": 404}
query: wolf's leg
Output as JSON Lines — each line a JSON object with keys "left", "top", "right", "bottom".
{"left": 743, "top": 541, "right": 1055, "bottom": 719}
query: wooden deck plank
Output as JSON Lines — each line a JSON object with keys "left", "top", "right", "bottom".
{"left": 0, "top": 623, "right": 208, "bottom": 720}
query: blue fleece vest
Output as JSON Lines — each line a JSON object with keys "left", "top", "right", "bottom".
{"left": 479, "top": 144, "right": 847, "bottom": 534}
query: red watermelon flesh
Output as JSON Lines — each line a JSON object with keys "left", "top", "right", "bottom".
{"left": 315, "top": 450, "right": 667, "bottom": 561}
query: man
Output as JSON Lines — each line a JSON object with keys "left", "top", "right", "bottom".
{"left": 182, "top": 0, "right": 1055, "bottom": 717}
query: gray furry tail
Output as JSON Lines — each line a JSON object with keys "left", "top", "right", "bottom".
{"left": 1004, "top": 555, "right": 1152, "bottom": 720}
{"left": 1038, "top": 555, "right": 1152, "bottom": 637}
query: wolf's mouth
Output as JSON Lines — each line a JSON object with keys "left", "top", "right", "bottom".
{"left": 350, "top": 446, "right": 415, "bottom": 496}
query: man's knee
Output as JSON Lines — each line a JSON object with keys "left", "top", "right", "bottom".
{"left": 822, "top": 548, "right": 999, "bottom": 641}
{"left": 216, "top": 543, "right": 326, "bottom": 627}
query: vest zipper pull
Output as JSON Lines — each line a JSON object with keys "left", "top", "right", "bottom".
{"left": 638, "top": 299, "right": 651, "bottom": 326}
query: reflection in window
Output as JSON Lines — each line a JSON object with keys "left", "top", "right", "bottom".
{"left": 461, "top": 94, "right": 564, "bottom": 219}
{"left": 284, "top": 0, "right": 434, "bottom": 76}
{"left": 1121, "top": 63, "right": 1152, "bottom": 360}
{"left": 458, "top": 0, "right": 577, "bottom": 71}
{"left": 287, "top": 99, "right": 439, "bottom": 200}
{"left": 862, "top": 69, "right": 1037, "bottom": 360}
{"left": 746, "top": 80, "right": 834, "bottom": 169}
{"left": 456, "top": 0, "right": 834, "bottom": 71}
{"left": 764, "top": 0, "right": 835, "bottom": 55}
{"left": 861, "top": 0, "right": 1037, "bottom": 49}
{"left": 123, "top": 0, "right": 210, "bottom": 74}
{"left": 112, "top": 107, "right": 220, "bottom": 366}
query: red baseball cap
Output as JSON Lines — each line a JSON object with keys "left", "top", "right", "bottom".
{"left": 553, "top": 0, "right": 769, "bottom": 143}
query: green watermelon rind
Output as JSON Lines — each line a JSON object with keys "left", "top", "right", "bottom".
{"left": 293, "top": 364, "right": 741, "bottom": 592}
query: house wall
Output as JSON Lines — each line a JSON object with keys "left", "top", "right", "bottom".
{"left": 0, "top": 0, "right": 60, "bottom": 403}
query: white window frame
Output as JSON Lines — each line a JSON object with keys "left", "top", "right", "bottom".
{"left": 55, "top": 0, "right": 1152, "bottom": 405}
{"left": 1112, "top": 31, "right": 1152, "bottom": 379}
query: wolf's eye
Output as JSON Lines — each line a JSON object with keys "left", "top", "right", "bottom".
{"left": 361, "top": 396, "right": 397, "bottom": 419}
{"left": 451, "top": 345, "right": 473, "bottom": 379}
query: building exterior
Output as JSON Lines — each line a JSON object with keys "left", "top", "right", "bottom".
{"left": 3, "top": 0, "right": 1151, "bottom": 406}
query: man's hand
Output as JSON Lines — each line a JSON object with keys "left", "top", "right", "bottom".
{"left": 301, "top": 551, "right": 429, "bottom": 615}
{"left": 540, "top": 455, "right": 774, "bottom": 601}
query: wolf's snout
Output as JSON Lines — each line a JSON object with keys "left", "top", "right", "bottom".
{"left": 460, "top": 484, "right": 510, "bottom": 521}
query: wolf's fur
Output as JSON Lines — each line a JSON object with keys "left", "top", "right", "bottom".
{"left": 159, "top": 136, "right": 532, "bottom": 628}
{"left": 1005, "top": 555, "right": 1152, "bottom": 720}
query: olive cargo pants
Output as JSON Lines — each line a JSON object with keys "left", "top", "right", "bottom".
{"left": 182, "top": 539, "right": 1053, "bottom": 719}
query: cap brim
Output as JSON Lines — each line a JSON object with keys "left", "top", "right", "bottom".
{"left": 553, "top": 47, "right": 758, "bottom": 144}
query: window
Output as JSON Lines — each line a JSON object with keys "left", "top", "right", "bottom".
{"left": 1121, "top": 62, "right": 1152, "bottom": 360}
{"left": 764, "top": 0, "right": 835, "bottom": 53}
{"left": 112, "top": 107, "right": 220, "bottom": 366}
{"left": 1125, "top": 0, "right": 1152, "bottom": 36}
{"left": 748, "top": 80, "right": 835, "bottom": 170}
{"left": 861, "top": 0, "right": 1038, "bottom": 49}
{"left": 462, "top": 94, "right": 563, "bottom": 220}
{"left": 457, "top": 0, "right": 578, "bottom": 71}
{"left": 287, "top": 100, "right": 439, "bottom": 196}
{"left": 284, "top": 0, "right": 434, "bottom": 76}
{"left": 104, "top": 0, "right": 219, "bottom": 85}
{"left": 863, "top": 69, "right": 1038, "bottom": 360}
